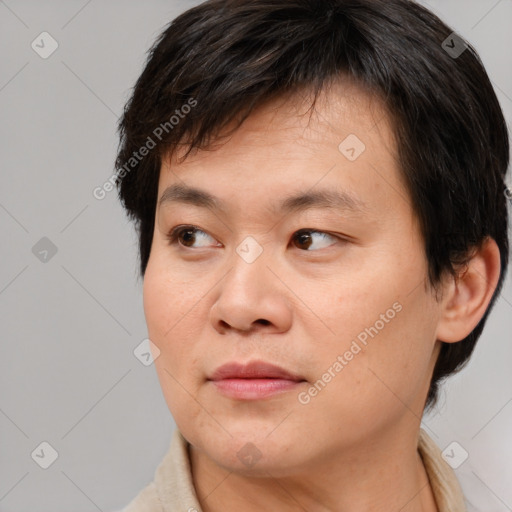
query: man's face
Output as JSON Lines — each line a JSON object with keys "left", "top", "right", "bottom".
{"left": 143, "top": 82, "right": 443, "bottom": 475}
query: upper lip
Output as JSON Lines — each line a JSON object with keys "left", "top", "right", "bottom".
{"left": 209, "top": 360, "right": 305, "bottom": 382}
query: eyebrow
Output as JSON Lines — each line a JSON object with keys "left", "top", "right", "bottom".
{"left": 158, "top": 183, "right": 369, "bottom": 216}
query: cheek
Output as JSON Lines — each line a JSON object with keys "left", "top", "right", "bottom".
{"left": 143, "top": 252, "right": 205, "bottom": 340}
{"left": 143, "top": 260, "right": 208, "bottom": 426}
{"left": 310, "top": 259, "right": 439, "bottom": 420}
{"left": 320, "top": 289, "right": 439, "bottom": 423}
{"left": 142, "top": 258, "right": 202, "bottom": 384}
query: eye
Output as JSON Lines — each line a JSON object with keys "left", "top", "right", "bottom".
{"left": 167, "top": 225, "right": 219, "bottom": 248}
{"left": 291, "top": 229, "right": 340, "bottom": 251}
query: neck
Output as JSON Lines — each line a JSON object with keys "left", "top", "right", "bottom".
{"left": 189, "top": 419, "right": 438, "bottom": 512}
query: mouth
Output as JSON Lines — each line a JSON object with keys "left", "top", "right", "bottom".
{"left": 208, "top": 360, "right": 307, "bottom": 400}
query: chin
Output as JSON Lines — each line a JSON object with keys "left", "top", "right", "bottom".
{"left": 204, "top": 431, "right": 308, "bottom": 476}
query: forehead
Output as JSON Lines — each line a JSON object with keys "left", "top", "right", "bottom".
{"left": 169, "top": 80, "right": 392, "bottom": 162}
{"left": 157, "top": 80, "right": 406, "bottom": 219}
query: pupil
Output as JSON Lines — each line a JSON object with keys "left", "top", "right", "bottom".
{"left": 182, "top": 230, "right": 195, "bottom": 245}
{"left": 298, "top": 231, "right": 312, "bottom": 249}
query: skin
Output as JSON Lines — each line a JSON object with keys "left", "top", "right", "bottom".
{"left": 143, "top": 80, "right": 501, "bottom": 512}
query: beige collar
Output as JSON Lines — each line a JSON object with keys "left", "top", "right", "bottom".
{"left": 418, "top": 428, "right": 467, "bottom": 511}
{"left": 123, "top": 428, "right": 467, "bottom": 511}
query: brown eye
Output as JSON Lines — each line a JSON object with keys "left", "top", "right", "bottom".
{"left": 168, "top": 226, "right": 218, "bottom": 248}
{"left": 292, "top": 229, "right": 339, "bottom": 251}
{"left": 177, "top": 228, "right": 197, "bottom": 247}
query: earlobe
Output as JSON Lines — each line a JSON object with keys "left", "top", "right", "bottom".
{"left": 435, "top": 237, "right": 501, "bottom": 343}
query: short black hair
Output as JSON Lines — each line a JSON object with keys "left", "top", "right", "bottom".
{"left": 114, "top": 0, "right": 510, "bottom": 409}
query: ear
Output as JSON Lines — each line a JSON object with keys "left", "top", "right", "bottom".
{"left": 435, "top": 237, "right": 502, "bottom": 343}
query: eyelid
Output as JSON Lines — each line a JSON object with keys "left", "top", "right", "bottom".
{"left": 167, "top": 224, "right": 348, "bottom": 250}
{"left": 295, "top": 228, "right": 340, "bottom": 240}
{"left": 167, "top": 224, "right": 219, "bottom": 246}
{"left": 294, "top": 229, "right": 347, "bottom": 250}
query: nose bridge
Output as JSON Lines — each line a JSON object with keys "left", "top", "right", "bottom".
{"left": 211, "top": 234, "right": 292, "bottom": 333}
{"left": 227, "top": 234, "right": 271, "bottom": 297}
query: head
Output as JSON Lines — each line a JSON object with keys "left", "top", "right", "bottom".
{"left": 115, "top": 0, "right": 509, "bottom": 473}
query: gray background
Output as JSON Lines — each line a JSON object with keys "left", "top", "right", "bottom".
{"left": 0, "top": 1, "right": 511, "bottom": 511}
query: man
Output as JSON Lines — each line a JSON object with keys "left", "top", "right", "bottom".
{"left": 115, "top": 0, "right": 510, "bottom": 510}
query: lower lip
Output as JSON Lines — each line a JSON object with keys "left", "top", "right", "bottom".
{"left": 210, "top": 378, "right": 305, "bottom": 399}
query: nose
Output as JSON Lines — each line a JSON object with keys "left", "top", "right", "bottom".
{"left": 209, "top": 243, "right": 293, "bottom": 335}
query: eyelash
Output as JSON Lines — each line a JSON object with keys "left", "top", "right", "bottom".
{"left": 166, "top": 225, "right": 346, "bottom": 251}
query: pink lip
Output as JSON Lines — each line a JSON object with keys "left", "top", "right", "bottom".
{"left": 208, "top": 360, "right": 306, "bottom": 400}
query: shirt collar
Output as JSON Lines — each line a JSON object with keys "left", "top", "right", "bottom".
{"left": 135, "top": 427, "right": 467, "bottom": 511}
